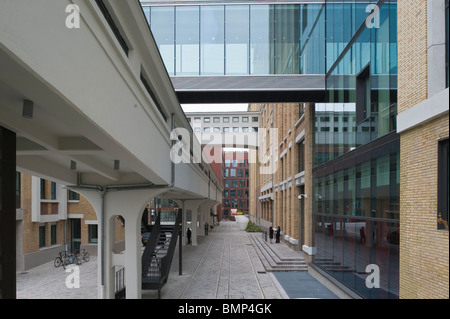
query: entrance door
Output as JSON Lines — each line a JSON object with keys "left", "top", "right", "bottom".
{"left": 71, "top": 219, "right": 81, "bottom": 251}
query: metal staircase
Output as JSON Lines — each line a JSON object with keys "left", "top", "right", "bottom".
{"left": 141, "top": 210, "right": 182, "bottom": 298}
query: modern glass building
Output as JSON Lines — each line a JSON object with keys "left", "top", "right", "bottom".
{"left": 144, "top": 0, "right": 399, "bottom": 298}
{"left": 313, "top": 0, "right": 399, "bottom": 298}
{"left": 142, "top": 2, "right": 325, "bottom": 76}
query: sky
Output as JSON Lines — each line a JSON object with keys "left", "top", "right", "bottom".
{"left": 181, "top": 103, "right": 249, "bottom": 113}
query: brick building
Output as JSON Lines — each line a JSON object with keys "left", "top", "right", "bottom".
{"left": 249, "top": 103, "right": 312, "bottom": 252}
{"left": 222, "top": 150, "right": 250, "bottom": 218}
{"left": 16, "top": 172, "right": 124, "bottom": 271}
{"left": 397, "top": 0, "right": 449, "bottom": 299}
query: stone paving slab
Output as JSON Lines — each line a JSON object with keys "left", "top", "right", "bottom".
{"left": 17, "top": 220, "right": 340, "bottom": 299}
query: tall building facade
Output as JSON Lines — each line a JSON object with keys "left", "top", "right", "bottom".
{"left": 397, "top": 0, "right": 449, "bottom": 299}
{"left": 249, "top": 103, "right": 312, "bottom": 251}
{"left": 311, "top": 1, "right": 399, "bottom": 299}
{"left": 246, "top": 1, "right": 400, "bottom": 299}
{"left": 147, "top": 0, "right": 449, "bottom": 299}
{"left": 185, "top": 111, "right": 258, "bottom": 218}
{"left": 222, "top": 151, "right": 250, "bottom": 217}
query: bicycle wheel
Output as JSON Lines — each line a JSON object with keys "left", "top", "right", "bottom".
{"left": 83, "top": 252, "right": 90, "bottom": 262}
{"left": 76, "top": 254, "right": 83, "bottom": 265}
{"left": 54, "top": 257, "right": 62, "bottom": 268}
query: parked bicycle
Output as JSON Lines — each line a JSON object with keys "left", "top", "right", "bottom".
{"left": 54, "top": 250, "right": 83, "bottom": 269}
{"left": 78, "top": 249, "right": 90, "bottom": 263}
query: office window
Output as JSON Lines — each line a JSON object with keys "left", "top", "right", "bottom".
{"left": 204, "top": 127, "right": 210, "bottom": 132}
{"left": 242, "top": 127, "right": 249, "bottom": 132}
{"left": 298, "top": 139, "right": 305, "bottom": 172}
{"left": 69, "top": 190, "right": 80, "bottom": 201}
{"left": 200, "top": 6, "right": 225, "bottom": 75}
{"left": 230, "top": 189, "right": 236, "bottom": 197}
{"left": 50, "top": 182, "right": 56, "bottom": 200}
{"left": 223, "top": 117, "right": 230, "bottom": 123}
{"left": 213, "top": 117, "right": 220, "bottom": 123}
{"left": 89, "top": 225, "right": 98, "bottom": 243}
{"left": 40, "top": 179, "right": 46, "bottom": 200}
{"left": 230, "top": 169, "right": 236, "bottom": 177}
{"left": 214, "top": 127, "right": 221, "bottom": 132}
{"left": 223, "top": 127, "right": 230, "bottom": 132}
{"left": 438, "top": 138, "right": 449, "bottom": 230}
{"left": 232, "top": 180, "right": 238, "bottom": 187}
{"left": 240, "top": 179, "right": 246, "bottom": 187}
{"left": 39, "top": 226, "right": 45, "bottom": 248}
{"left": 51, "top": 225, "right": 57, "bottom": 245}
{"left": 233, "top": 117, "right": 239, "bottom": 123}
{"left": 233, "top": 127, "right": 239, "bottom": 132}
{"left": 224, "top": 179, "right": 230, "bottom": 187}
{"left": 176, "top": 6, "right": 199, "bottom": 75}
{"left": 194, "top": 117, "right": 201, "bottom": 123}
{"left": 252, "top": 117, "right": 259, "bottom": 122}
{"left": 356, "top": 64, "right": 371, "bottom": 124}
{"left": 194, "top": 127, "right": 201, "bottom": 132}
{"left": 204, "top": 117, "right": 210, "bottom": 123}
{"left": 242, "top": 117, "right": 249, "bottom": 122}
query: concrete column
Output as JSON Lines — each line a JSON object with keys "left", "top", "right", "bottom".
{"left": 184, "top": 200, "right": 205, "bottom": 246}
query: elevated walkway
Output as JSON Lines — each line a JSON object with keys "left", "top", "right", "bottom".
{"left": 247, "top": 233, "right": 308, "bottom": 272}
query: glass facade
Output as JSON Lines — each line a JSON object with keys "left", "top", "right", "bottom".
{"left": 145, "top": 0, "right": 399, "bottom": 299}
{"left": 313, "top": 0, "right": 399, "bottom": 298}
{"left": 143, "top": 3, "right": 325, "bottom": 76}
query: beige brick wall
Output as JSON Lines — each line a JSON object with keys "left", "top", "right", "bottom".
{"left": 249, "top": 103, "right": 313, "bottom": 251}
{"left": 397, "top": 0, "right": 428, "bottom": 114}
{"left": 400, "top": 116, "right": 449, "bottom": 299}
{"left": 398, "top": 0, "right": 449, "bottom": 299}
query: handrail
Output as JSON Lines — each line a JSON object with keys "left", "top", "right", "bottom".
{"left": 142, "top": 213, "right": 161, "bottom": 275}
{"left": 159, "top": 211, "right": 181, "bottom": 281}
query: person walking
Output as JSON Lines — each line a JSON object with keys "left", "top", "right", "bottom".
{"left": 269, "top": 226, "right": 274, "bottom": 244}
{"left": 187, "top": 227, "right": 192, "bottom": 244}
{"left": 204, "top": 222, "right": 209, "bottom": 235}
{"left": 275, "top": 226, "right": 281, "bottom": 243}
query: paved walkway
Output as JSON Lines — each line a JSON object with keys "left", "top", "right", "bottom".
{"left": 17, "top": 220, "right": 339, "bottom": 299}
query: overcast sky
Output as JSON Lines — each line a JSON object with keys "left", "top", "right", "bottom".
{"left": 181, "top": 104, "right": 249, "bottom": 113}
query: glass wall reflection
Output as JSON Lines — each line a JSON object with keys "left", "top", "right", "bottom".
{"left": 313, "top": 141, "right": 400, "bottom": 298}
{"left": 145, "top": 4, "right": 325, "bottom": 76}
{"left": 315, "top": 0, "right": 399, "bottom": 299}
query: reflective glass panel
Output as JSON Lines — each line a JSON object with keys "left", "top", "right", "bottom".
{"left": 151, "top": 7, "right": 175, "bottom": 75}
{"left": 200, "top": 6, "right": 225, "bottom": 75}
{"left": 225, "top": 5, "right": 249, "bottom": 75}
{"left": 176, "top": 6, "right": 200, "bottom": 75}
